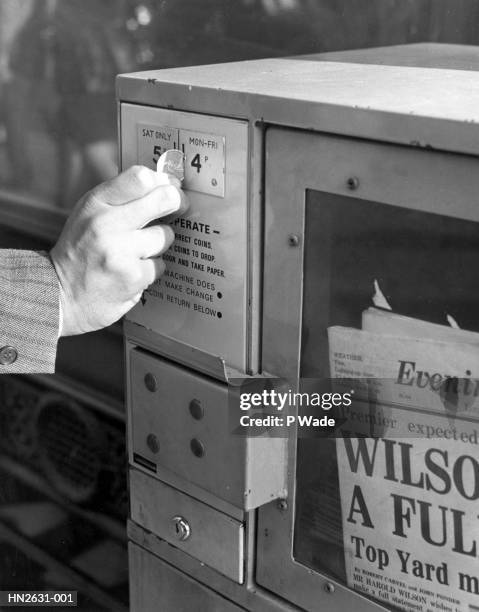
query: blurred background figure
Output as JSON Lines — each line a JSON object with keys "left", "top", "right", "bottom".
{"left": 52, "top": 0, "right": 135, "bottom": 203}
{"left": 2, "top": 0, "right": 136, "bottom": 207}
{"left": 1, "top": 0, "right": 48, "bottom": 194}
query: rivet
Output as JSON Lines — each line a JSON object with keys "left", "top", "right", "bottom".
{"left": 288, "top": 234, "right": 300, "bottom": 247}
{"left": 144, "top": 373, "right": 157, "bottom": 392}
{"left": 190, "top": 438, "right": 205, "bottom": 458}
{"left": 189, "top": 399, "right": 204, "bottom": 420}
{"left": 146, "top": 433, "right": 160, "bottom": 454}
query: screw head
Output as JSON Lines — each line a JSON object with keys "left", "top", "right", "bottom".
{"left": 347, "top": 176, "right": 359, "bottom": 190}
{"left": 277, "top": 498, "right": 288, "bottom": 512}
{"left": 324, "top": 582, "right": 335, "bottom": 594}
{"left": 146, "top": 433, "right": 160, "bottom": 454}
{"left": 211, "top": 178, "right": 218, "bottom": 187}
{"left": 144, "top": 373, "right": 157, "bottom": 392}
{"left": 288, "top": 234, "right": 300, "bottom": 247}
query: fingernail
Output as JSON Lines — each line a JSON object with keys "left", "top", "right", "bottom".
{"left": 165, "top": 224, "right": 175, "bottom": 245}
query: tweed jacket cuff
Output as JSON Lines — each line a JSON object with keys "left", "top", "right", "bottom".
{"left": 0, "top": 250, "right": 60, "bottom": 373}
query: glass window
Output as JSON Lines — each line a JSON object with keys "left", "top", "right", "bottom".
{"left": 294, "top": 191, "right": 479, "bottom": 610}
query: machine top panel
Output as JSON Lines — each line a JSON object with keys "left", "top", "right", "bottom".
{"left": 315, "top": 42, "right": 479, "bottom": 70}
{"left": 118, "top": 43, "right": 479, "bottom": 157}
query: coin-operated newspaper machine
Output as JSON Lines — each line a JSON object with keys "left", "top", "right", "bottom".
{"left": 118, "top": 44, "right": 479, "bottom": 612}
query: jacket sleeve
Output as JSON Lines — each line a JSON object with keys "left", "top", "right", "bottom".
{"left": 0, "top": 250, "right": 60, "bottom": 374}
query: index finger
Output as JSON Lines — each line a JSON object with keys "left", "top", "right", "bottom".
{"left": 113, "top": 184, "right": 188, "bottom": 229}
{"left": 95, "top": 165, "right": 165, "bottom": 206}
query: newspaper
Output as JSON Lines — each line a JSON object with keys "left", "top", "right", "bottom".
{"left": 329, "top": 324, "right": 479, "bottom": 612}
{"left": 362, "top": 307, "right": 479, "bottom": 345}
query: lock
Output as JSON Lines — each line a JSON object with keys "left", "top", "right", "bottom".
{"left": 172, "top": 515, "right": 191, "bottom": 541}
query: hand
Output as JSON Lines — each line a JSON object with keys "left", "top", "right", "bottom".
{"left": 50, "top": 165, "right": 187, "bottom": 336}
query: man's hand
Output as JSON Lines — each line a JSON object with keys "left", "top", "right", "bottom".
{"left": 50, "top": 165, "right": 187, "bottom": 336}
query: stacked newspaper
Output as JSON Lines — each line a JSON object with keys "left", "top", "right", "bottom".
{"left": 329, "top": 310, "right": 479, "bottom": 612}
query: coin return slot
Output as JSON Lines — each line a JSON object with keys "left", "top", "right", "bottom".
{"left": 133, "top": 453, "right": 157, "bottom": 473}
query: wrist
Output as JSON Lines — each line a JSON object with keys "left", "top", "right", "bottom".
{"left": 58, "top": 292, "right": 63, "bottom": 338}
{"left": 50, "top": 247, "right": 78, "bottom": 336}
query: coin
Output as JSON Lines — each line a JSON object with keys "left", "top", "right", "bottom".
{"left": 157, "top": 149, "right": 185, "bottom": 182}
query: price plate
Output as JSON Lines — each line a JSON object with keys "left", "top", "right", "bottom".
{"left": 137, "top": 125, "right": 179, "bottom": 169}
{"left": 180, "top": 129, "right": 225, "bottom": 197}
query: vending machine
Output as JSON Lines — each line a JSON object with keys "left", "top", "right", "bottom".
{"left": 118, "top": 43, "right": 479, "bottom": 611}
